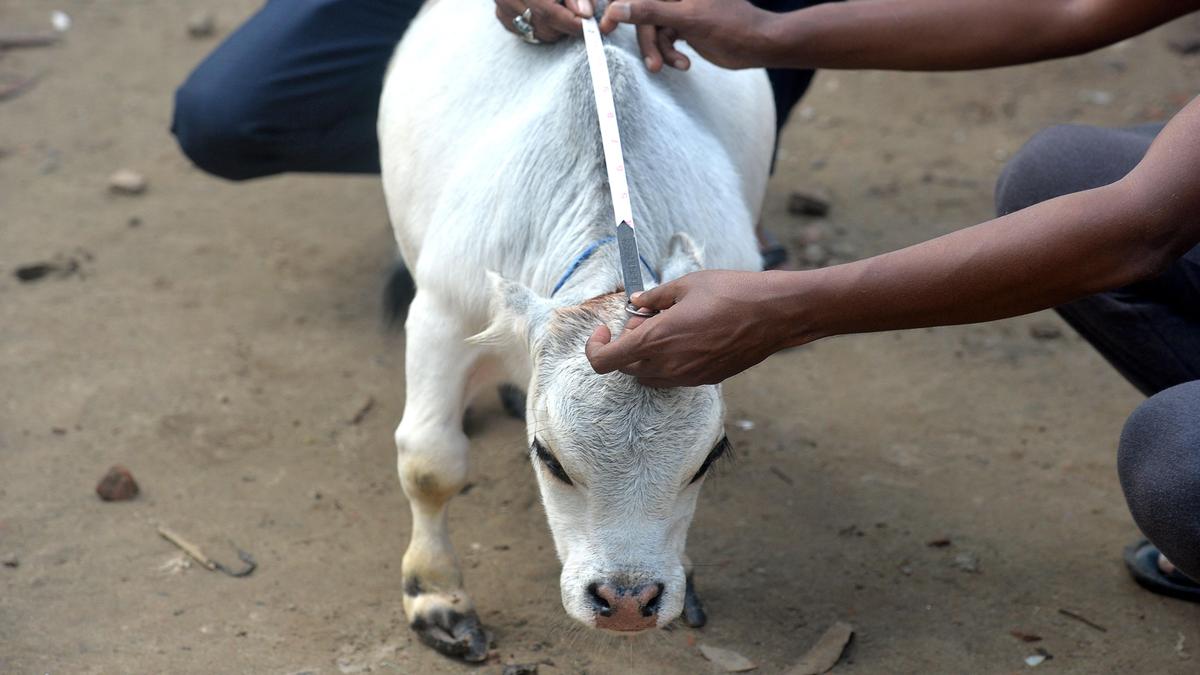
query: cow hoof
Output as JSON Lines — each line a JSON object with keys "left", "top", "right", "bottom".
{"left": 497, "top": 384, "right": 526, "bottom": 421}
{"left": 683, "top": 574, "right": 707, "bottom": 628}
{"left": 410, "top": 604, "right": 489, "bottom": 662}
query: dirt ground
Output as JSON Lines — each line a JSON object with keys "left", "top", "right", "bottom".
{"left": 3, "top": 2, "right": 1199, "bottom": 673}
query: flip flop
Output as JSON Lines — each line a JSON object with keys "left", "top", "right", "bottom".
{"left": 759, "top": 228, "right": 790, "bottom": 271}
{"left": 1123, "top": 539, "right": 1200, "bottom": 602}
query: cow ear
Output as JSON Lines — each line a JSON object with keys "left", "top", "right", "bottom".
{"left": 468, "top": 271, "right": 552, "bottom": 348}
{"left": 659, "top": 232, "right": 704, "bottom": 283}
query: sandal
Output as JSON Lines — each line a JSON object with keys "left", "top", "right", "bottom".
{"left": 1123, "top": 539, "right": 1200, "bottom": 602}
{"left": 759, "top": 228, "right": 790, "bottom": 271}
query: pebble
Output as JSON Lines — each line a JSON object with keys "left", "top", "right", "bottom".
{"left": 501, "top": 665, "right": 539, "bottom": 675}
{"left": 2, "top": 553, "right": 18, "bottom": 568}
{"left": 51, "top": 10, "right": 71, "bottom": 32}
{"left": 787, "top": 190, "right": 831, "bottom": 217}
{"left": 187, "top": 11, "right": 216, "bottom": 38}
{"left": 799, "top": 222, "right": 829, "bottom": 245}
{"left": 108, "top": 169, "right": 148, "bottom": 195}
{"left": 1029, "top": 322, "right": 1063, "bottom": 340}
{"left": 1079, "top": 89, "right": 1114, "bottom": 106}
{"left": 953, "top": 552, "right": 980, "bottom": 574}
{"left": 96, "top": 465, "right": 140, "bottom": 501}
{"left": 801, "top": 243, "right": 828, "bottom": 266}
{"left": 828, "top": 241, "right": 858, "bottom": 260}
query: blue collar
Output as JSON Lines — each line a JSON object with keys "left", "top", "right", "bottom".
{"left": 550, "top": 236, "right": 660, "bottom": 297}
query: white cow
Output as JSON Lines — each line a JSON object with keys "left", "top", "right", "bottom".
{"left": 378, "top": 0, "right": 774, "bottom": 661}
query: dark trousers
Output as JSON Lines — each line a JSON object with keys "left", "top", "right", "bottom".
{"left": 172, "top": 0, "right": 827, "bottom": 181}
{"left": 996, "top": 124, "right": 1200, "bottom": 579}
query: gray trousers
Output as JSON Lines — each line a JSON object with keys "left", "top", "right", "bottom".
{"left": 996, "top": 124, "right": 1200, "bottom": 579}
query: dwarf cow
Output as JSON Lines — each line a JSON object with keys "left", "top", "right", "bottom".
{"left": 378, "top": 0, "right": 774, "bottom": 661}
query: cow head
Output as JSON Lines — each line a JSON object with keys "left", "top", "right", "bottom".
{"left": 475, "top": 233, "right": 729, "bottom": 631}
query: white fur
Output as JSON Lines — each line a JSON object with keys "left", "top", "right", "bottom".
{"left": 379, "top": 0, "right": 774, "bottom": 632}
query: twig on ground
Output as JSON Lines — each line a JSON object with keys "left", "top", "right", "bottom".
{"left": 0, "top": 33, "right": 59, "bottom": 49}
{"left": 0, "top": 73, "right": 42, "bottom": 102}
{"left": 157, "top": 525, "right": 217, "bottom": 571}
{"left": 157, "top": 525, "right": 257, "bottom": 577}
{"left": 348, "top": 395, "right": 375, "bottom": 425}
{"left": 1058, "top": 608, "right": 1107, "bottom": 633}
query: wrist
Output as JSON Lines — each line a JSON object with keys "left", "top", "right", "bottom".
{"left": 758, "top": 269, "right": 827, "bottom": 348}
{"left": 751, "top": 8, "right": 804, "bottom": 69}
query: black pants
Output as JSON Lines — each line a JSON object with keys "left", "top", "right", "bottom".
{"left": 171, "top": 0, "right": 829, "bottom": 181}
{"left": 996, "top": 123, "right": 1200, "bottom": 579}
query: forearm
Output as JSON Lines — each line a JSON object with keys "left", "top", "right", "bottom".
{"left": 775, "top": 96, "right": 1200, "bottom": 343}
{"left": 782, "top": 186, "right": 1151, "bottom": 342}
{"left": 761, "top": 0, "right": 1195, "bottom": 71}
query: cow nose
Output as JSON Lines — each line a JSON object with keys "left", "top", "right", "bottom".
{"left": 587, "top": 581, "right": 664, "bottom": 632}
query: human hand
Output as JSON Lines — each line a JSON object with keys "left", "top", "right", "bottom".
{"left": 585, "top": 270, "right": 806, "bottom": 387}
{"left": 599, "top": 0, "right": 771, "bottom": 70}
{"left": 495, "top": 0, "right": 593, "bottom": 43}
{"left": 634, "top": 24, "right": 692, "bottom": 73}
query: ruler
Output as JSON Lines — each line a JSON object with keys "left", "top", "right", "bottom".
{"left": 580, "top": 18, "right": 653, "bottom": 312}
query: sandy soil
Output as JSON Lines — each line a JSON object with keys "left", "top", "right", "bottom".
{"left": 2, "top": 2, "right": 1199, "bottom": 673}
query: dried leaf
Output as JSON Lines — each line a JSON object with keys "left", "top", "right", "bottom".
{"left": 698, "top": 644, "right": 757, "bottom": 672}
{"left": 785, "top": 621, "right": 854, "bottom": 675}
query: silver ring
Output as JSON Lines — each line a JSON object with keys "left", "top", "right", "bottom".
{"left": 513, "top": 9, "right": 541, "bottom": 44}
{"left": 625, "top": 303, "right": 658, "bottom": 318}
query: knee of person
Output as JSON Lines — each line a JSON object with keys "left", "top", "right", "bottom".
{"left": 171, "top": 79, "right": 269, "bottom": 182}
{"left": 1117, "top": 382, "right": 1200, "bottom": 571}
{"left": 994, "top": 124, "right": 1097, "bottom": 216}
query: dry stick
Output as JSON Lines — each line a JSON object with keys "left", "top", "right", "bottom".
{"left": 0, "top": 33, "right": 60, "bottom": 49}
{"left": 157, "top": 525, "right": 218, "bottom": 571}
{"left": 0, "top": 73, "right": 41, "bottom": 102}
{"left": 1058, "top": 608, "right": 1108, "bottom": 633}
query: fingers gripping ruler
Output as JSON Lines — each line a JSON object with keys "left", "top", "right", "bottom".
{"left": 580, "top": 18, "right": 657, "bottom": 317}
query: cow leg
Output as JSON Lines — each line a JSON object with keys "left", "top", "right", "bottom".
{"left": 682, "top": 553, "right": 707, "bottom": 628}
{"left": 395, "top": 290, "right": 488, "bottom": 662}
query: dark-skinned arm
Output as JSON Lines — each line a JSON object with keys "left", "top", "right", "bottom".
{"left": 586, "top": 97, "right": 1200, "bottom": 387}
{"left": 601, "top": 0, "right": 1200, "bottom": 71}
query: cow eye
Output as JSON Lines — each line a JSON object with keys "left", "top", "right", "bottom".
{"left": 532, "top": 439, "right": 573, "bottom": 485}
{"left": 689, "top": 436, "right": 732, "bottom": 485}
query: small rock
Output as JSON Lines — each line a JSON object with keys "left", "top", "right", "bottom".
{"left": 159, "top": 555, "right": 192, "bottom": 574}
{"left": 1025, "top": 647, "right": 1053, "bottom": 667}
{"left": 96, "top": 465, "right": 139, "bottom": 501}
{"left": 801, "top": 243, "right": 827, "bottom": 265}
{"left": 51, "top": 10, "right": 71, "bottom": 32}
{"left": 502, "top": 665, "right": 539, "bottom": 675}
{"left": 828, "top": 241, "right": 858, "bottom": 260}
{"left": 787, "top": 191, "right": 831, "bottom": 217}
{"left": 926, "top": 537, "right": 952, "bottom": 548}
{"left": 1166, "top": 17, "right": 1200, "bottom": 56}
{"left": 2, "top": 553, "right": 18, "bottom": 568}
{"left": 698, "top": 644, "right": 757, "bottom": 672}
{"left": 187, "top": 11, "right": 216, "bottom": 38}
{"left": 798, "top": 223, "right": 828, "bottom": 245}
{"left": 1010, "top": 630, "right": 1043, "bottom": 643}
{"left": 1169, "top": 38, "right": 1200, "bottom": 55}
{"left": 108, "top": 169, "right": 148, "bottom": 195}
{"left": 15, "top": 263, "right": 56, "bottom": 282}
{"left": 733, "top": 419, "right": 755, "bottom": 431}
{"left": 1079, "top": 89, "right": 1114, "bottom": 106}
{"left": 1029, "top": 322, "right": 1063, "bottom": 340}
{"left": 953, "top": 552, "right": 980, "bottom": 574}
